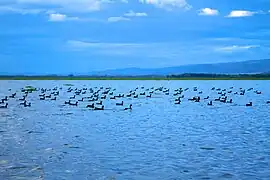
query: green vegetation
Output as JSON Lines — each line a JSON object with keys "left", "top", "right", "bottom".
{"left": 0, "top": 73, "right": 270, "bottom": 80}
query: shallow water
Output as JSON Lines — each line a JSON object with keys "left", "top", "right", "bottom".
{"left": 0, "top": 80, "right": 270, "bottom": 180}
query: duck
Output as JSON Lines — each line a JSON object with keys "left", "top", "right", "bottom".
{"left": 101, "top": 95, "right": 106, "bottom": 99}
{"left": 94, "top": 105, "right": 104, "bottom": 110}
{"left": 24, "top": 102, "right": 31, "bottom": 107}
{"left": 96, "top": 101, "right": 102, "bottom": 105}
{"left": 175, "top": 100, "right": 181, "bottom": 104}
{"left": 227, "top": 99, "right": 233, "bottom": 103}
{"left": 69, "top": 101, "right": 78, "bottom": 106}
{"left": 0, "top": 103, "right": 8, "bottom": 109}
{"left": 78, "top": 98, "right": 84, "bottom": 102}
{"left": 256, "top": 91, "right": 262, "bottom": 94}
{"left": 134, "top": 95, "right": 138, "bottom": 98}
{"left": 70, "top": 95, "right": 76, "bottom": 99}
{"left": 9, "top": 93, "right": 16, "bottom": 98}
{"left": 246, "top": 102, "right": 252, "bottom": 107}
{"left": 40, "top": 96, "right": 45, "bottom": 100}
{"left": 19, "top": 96, "right": 26, "bottom": 101}
{"left": 208, "top": 101, "right": 213, "bottom": 106}
{"left": 65, "top": 100, "right": 71, "bottom": 104}
{"left": 20, "top": 100, "right": 27, "bottom": 105}
{"left": 1, "top": 96, "right": 8, "bottom": 102}
{"left": 45, "top": 94, "right": 51, "bottom": 98}
{"left": 51, "top": 97, "right": 57, "bottom": 101}
{"left": 146, "top": 94, "right": 152, "bottom": 98}
{"left": 204, "top": 96, "right": 209, "bottom": 100}
{"left": 124, "top": 104, "right": 132, "bottom": 111}
{"left": 267, "top": 101, "right": 270, "bottom": 104}
{"left": 86, "top": 103, "right": 95, "bottom": 108}
{"left": 116, "top": 101, "right": 124, "bottom": 106}
{"left": 110, "top": 96, "right": 116, "bottom": 99}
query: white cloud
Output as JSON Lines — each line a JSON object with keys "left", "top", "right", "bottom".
{"left": 49, "top": 13, "right": 67, "bottom": 21}
{"left": 107, "top": 16, "right": 130, "bottom": 22}
{"left": 124, "top": 10, "right": 147, "bottom": 17}
{"left": 215, "top": 45, "right": 259, "bottom": 52}
{"left": 139, "top": 0, "right": 191, "bottom": 10}
{"left": 198, "top": 8, "right": 219, "bottom": 16}
{"left": 226, "top": 10, "right": 255, "bottom": 18}
{"left": 48, "top": 13, "right": 81, "bottom": 21}
{"left": 0, "top": 5, "right": 43, "bottom": 14}
{"left": 67, "top": 40, "right": 144, "bottom": 48}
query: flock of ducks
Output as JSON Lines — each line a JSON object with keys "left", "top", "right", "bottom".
{"left": 0, "top": 85, "right": 270, "bottom": 110}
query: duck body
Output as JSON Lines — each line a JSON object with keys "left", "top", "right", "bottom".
{"left": 246, "top": 102, "right": 252, "bottom": 107}
{"left": 124, "top": 104, "right": 132, "bottom": 111}
{"left": 0, "top": 103, "right": 8, "bottom": 109}
{"left": 94, "top": 105, "right": 104, "bottom": 110}
{"left": 69, "top": 101, "right": 78, "bottom": 106}
{"left": 116, "top": 101, "right": 124, "bottom": 106}
{"left": 24, "top": 102, "right": 31, "bottom": 107}
{"left": 96, "top": 101, "right": 102, "bottom": 105}
{"left": 175, "top": 100, "right": 181, "bottom": 104}
{"left": 86, "top": 103, "right": 95, "bottom": 108}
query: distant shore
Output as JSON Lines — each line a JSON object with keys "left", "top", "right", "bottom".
{"left": 1, "top": 74, "right": 270, "bottom": 80}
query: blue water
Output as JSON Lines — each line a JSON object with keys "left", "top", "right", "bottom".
{"left": 0, "top": 80, "right": 270, "bottom": 180}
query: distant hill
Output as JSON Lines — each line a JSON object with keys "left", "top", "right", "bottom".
{"left": 90, "top": 59, "right": 270, "bottom": 76}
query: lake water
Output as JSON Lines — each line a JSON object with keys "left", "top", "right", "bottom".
{"left": 0, "top": 80, "right": 270, "bottom": 180}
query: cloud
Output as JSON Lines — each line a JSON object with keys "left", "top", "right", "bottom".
{"left": 67, "top": 40, "right": 144, "bottom": 48}
{"left": 124, "top": 10, "right": 147, "bottom": 17}
{"left": 2, "top": 0, "right": 118, "bottom": 13}
{"left": 107, "top": 16, "right": 130, "bottom": 22}
{"left": 226, "top": 10, "right": 256, "bottom": 18}
{"left": 215, "top": 45, "right": 259, "bottom": 52}
{"left": 139, "top": 0, "right": 191, "bottom": 10}
{"left": 0, "top": 5, "right": 43, "bottom": 14}
{"left": 49, "top": 13, "right": 67, "bottom": 21}
{"left": 48, "top": 13, "right": 80, "bottom": 21}
{"left": 198, "top": 8, "right": 219, "bottom": 16}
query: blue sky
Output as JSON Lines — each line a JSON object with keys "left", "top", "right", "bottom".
{"left": 0, "top": 0, "right": 270, "bottom": 74}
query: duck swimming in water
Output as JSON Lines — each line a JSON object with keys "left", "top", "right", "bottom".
{"left": 86, "top": 103, "right": 95, "bottom": 108}
{"left": 124, "top": 104, "right": 132, "bottom": 110}
{"left": 246, "top": 102, "right": 252, "bottom": 107}
{"left": 0, "top": 103, "right": 8, "bottom": 109}
{"left": 94, "top": 105, "right": 104, "bottom": 110}
{"left": 116, "top": 101, "right": 124, "bottom": 106}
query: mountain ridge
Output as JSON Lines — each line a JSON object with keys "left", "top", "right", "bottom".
{"left": 91, "top": 59, "right": 270, "bottom": 76}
